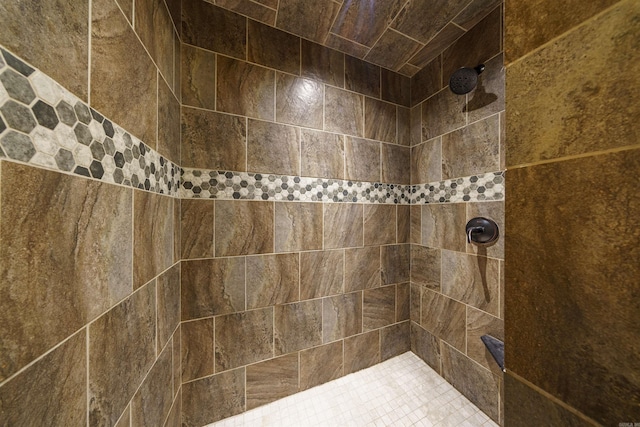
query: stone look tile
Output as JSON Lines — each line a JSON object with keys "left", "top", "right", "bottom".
{"left": 0, "top": 163, "right": 132, "bottom": 381}
{"left": 411, "top": 245, "right": 441, "bottom": 290}
{"left": 181, "top": 318, "right": 213, "bottom": 382}
{"left": 467, "top": 307, "right": 504, "bottom": 374}
{"left": 114, "top": 405, "right": 130, "bottom": 427}
{"left": 325, "top": 86, "right": 364, "bottom": 137}
{"left": 410, "top": 205, "right": 421, "bottom": 244}
{"left": 323, "top": 203, "right": 363, "bottom": 249}
{"left": 381, "top": 321, "right": 410, "bottom": 361}
{"left": 274, "top": 300, "right": 323, "bottom": 355}
{"left": 397, "top": 205, "right": 410, "bottom": 244}
{"left": 157, "top": 264, "right": 180, "bottom": 352}
{"left": 133, "top": 191, "right": 174, "bottom": 289}
{"left": 215, "top": 308, "right": 274, "bottom": 371}
{"left": 466, "top": 201, "right": 504, "bottom": 259}
{"left": 180, "top": 199, "right": 214, "bottom": 259}
{"left": 467, "top": 54, "right": 505, "bottom": 123}
{"left": 344, "top": 246, "right": 380, "bottom": 292}
{"left": 301, "top": 40, "right": 345, "bottom": 87}
{"left": 135, "top": 0, "right": 174, "bottom": 83}
{"left": 410, "top": 105, "right": 422, "bottom": 146}
{"left": 181, "top": 257, "right": 245, "bottom": 320}
{"left": 89, "top": 282, "right": 156, "bottom": 427}
{"left": 381, "top": 69, "right": 410, "bottom": 107}
{"left": 0, "top": 331, "right": 86, "bottom": 426}
{"left": 276, "top": 74, "right": 323, "bottom": 129}
{"left": 381, "top": 244, "right": 410, "bottom": 285}
{"left": 217, "top": 0, "right": 276, "bottom": 25}
{"left": 300, "top": 130, "right": 344, "bottom": 179}
{"left": 396, "top": 283, "right": 410, "bottom": 322}
{"left": 506, "top": 150, "right": 640, "bottom": 424}
{"left": 215, "top": 200, "right": 274, "bottom": 256}
{"left": 131, "top": 344, "right": 173, "bottom": 427}
{"left": 246, "top": 354, "right": 299, "bottom": 410}
{"left": 172, "top": 328, "right": 181, "bottom": 394}
{"left": 421, "top": 87, "right": 466, "bottom": 140}
{"left": 365, "top": 97, "right": 396, "bottom": 143}
{"left": 248, "top": 20, "right": 300, "bottom": 74}
{"left": 345, "top": 137, "right": 380, "bottom": 182}
{"left": 92, "top": 0, "right": 156, "bottom": 143}
{"left": 300, "top": 250, "right": 344, "bottom": 299}
{"left": 331, "top": 0, "right": 405, "bottom": 47}
{"left": 365, "top": 29, "right": 422, "bottom": 71}
{"left": 364, "top": 204, "right": 396, "bottom": 246}
{"left": 181, "top": 107, "right": 246, "bottom": 171}
{"left": 181, "top": 44, "right": 216, "bottom": 110}
{"left": 411, "top": 322, "right": 441, "bottom": 373}
{"left": 246, "top": 253, "right": 299, "bottom": 310}
{"left": 275, "top": 202, "right": 323, "bottom": 252}
{"left": 363, "top": 285, "right": 396, "bottom": 331}
{"left": 411, "top": 57, "right": 441, "bottom": 107}
{"left": 323, "top": 292, "right": 362, "bottom": 342}
{"left": 506, "top": 0, "right": 640, "bottom": 166}
{"left": 442, "top": 343, "right": 500, "bottom": 423}
{"left": 381, "top": 143, "right": 410, "bottom": 184}
{"left": 442, "top": 115, "right": 499, "bottom": 180}
{"left": 276, "top": 0, "right": 341, "bottom": 44}
{"left": 344, "top": 56, "right": 381, "bottom": 98}
{"left": 409, "top": 24, "right": 464, "bottom": 69}
{"left": 410, "top": 284, "right": 421, "bottom": 323}
{"left": 300, "top": 341, "right": 343, "bottom": 390}
{"left": 454, "top": 0, "right": 501, "bottom": 29}
{"left": 411, "top": 137, "right": 442, "bottom": 184}
{"left": 247, "top": 119, "right": 300, "bottom": 175}
{"left": 397, "top": 106, "right": 411, "bottom": 147}
{"left": 441, "top": 250, "right": 500, "bottom": 316}
{"left": 325, "top": 33, "right": 369, "bottom": 59}
{"left": 158, "top": 78, "right": 180, "bottom": 163}
{"left": 173, "top": 200, "right": 181, "bottom": 263}
{"left": 182, "top": 368, "right": 245, "bottom": 427}
{"left": 421, "top": 203, "right": 467, "bottom": 252}
{"left": 391, "top": 0, "right": 468, "bottom": 44}
{"left": 421, "top": 289, "right": 465, "bottom": 351}
{"left": 165, "top": 390, "right": 181, "bottom": 427}
{"left": 217, "top": 56, "right": 274, "bottom": 120}
{"left": 344, "top": 330, "right": 380, "bottom": 375}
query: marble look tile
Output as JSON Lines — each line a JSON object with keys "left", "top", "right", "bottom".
{"left": 410, "top": 205, "right": 421, "bottom": 244}
{"left": 344, "top": 330, "right": 380, "bottom": 374}
{"left": 215, "top": 308, "right": 274, "bottom": 371}
{"left": 131, "top": 344, "right": 173, "bottom": 427}
{"left": 92, "top": 0, "right": 156, "bottom": 143}
{"left": 274, "top": 300, "right": 323, "bottom": 355}
{"left": 173, "top": 200, "right": 181, "bottom": 263}
{"left": 454, "top": 0, "right": 501, "bottom": 30}
{"left": 506, "top": 149, "right": 640, "bottom": 424}
{"left": 164, "top": 391, "right": 181, "bottom": 427}
{"left": 181, "top": 107, "right": 246, "bottom": 171}
{"left": 172, "top": 328, "right": 181, "bottom": 394}
{"left": 410, "top": 322, "right": 441, "bottom": 373}
{"left": 365, "top": 97, "right": 396, "bottom": 143}
{"left": 411, "top": 137, "right": 441, "bottom": 184}
{"left": 411, "top": 245, "right": 441, "bottom": 290}
{"left": 300, "top": 341, "right": 343, "bottom": 390}
{"left": 173, "top": 30, "right": 181, "bottom": 97}
{"left": 325, "top": 86, "right": 364, "bottom": 137}
{"left": 275, "top": 201, "right": 323, "bottom": 252}
{"left": 182, "top": 0, "right": 246, "bottom": 59}
{"left": 181, "top": 318, "right": 214, "bottom": 382}
{"left": 364, "top": 204, "right": 396, "bottom": 246}
{"left": 323, "top": 203, "right": 363, "bottom": 249}
{"left": 0, "top": 331, "right": 86, "bottom": 426}
{"left": 0, "top": 163, "right": 131, "bottom": 381}
{"left": 421, "top": 289, "right": 465, "bottom": 351}
{"left": 135, "top": 0, "right": 174, "bottom": 83}
{"left": 247, "top": 119, "right": 300, "bottom": 175}
{"left": 180, "top": 199, "right": 214, "bottom": 259}
{"left": 421, "top": 203, "right": 466, "bottom": 251}
{"left": 381, "top": 69, "right": 410, "bottom": 107}
{"left": 391, "top": 0, "right": 468, "bottom": 44}
{"left": 215, "top": 200, "right": 274, "bottom": 256}
{"left": 89, "top": 282, "right": 156, "bottom": 427}
{"left": 300, "top": 130, "right": 344, "bottom": 179}
{"left": 344, "top": 56, "right": 380, "bottom": 98}
{"left": 410, "top": 56, "right": 441, "bottom": 106}
{"left": 409, "top": 24, "right": 464, "bottom": 69}
{"left": 396, "top": 283, "right": 410, "bottom": 321}
{"left": 300, "top": 250, "right": 344, "bottom": 299}
{"left": 181, "top": 44, "right": 216, "bottom": 110}
{"left": 467, "top": 53, "right": 504, "bottom": 123}
{"left": 467, "top": 307, "right": 504, "bottom": 375}
{"left": 397, "top": 205, "right": 410, "bottom": 244}
{"left": 0, "top": 0, "right": 88, "bottom": 100}
{"left": 381, "top": 143, "right": 410, "bottom": 184}
{"left": 248, "top": 20, "right": 300, "bottom": 75}
{"left": 246, "top": 354, "right": 298, "bottom": 410}
{"left": 276, "top": 74, "right": 323, "bottom": 129}
{"left": 365, "top": 29, "right": 422, "bottom": 71}
{"left": 217, "top": 56, "right": 274, "bottom": 120}
{"left": 276, "top": 0, "right": 341, "bottom": 43}
{"left": 421, "top": 87, "right": 466, "bottom": 140}
{"left": 397, "top": 106, "right": 411, "bottom": 146}
{"left": 301, "top": 40, "right": 345, "bottom": 87}
{"left": 246, "top": 253, "right": 299, "bottom": 310}
{"left": 363, "top": 285, "right": 396, "bottom": 331}
{"left": 344, "top": 246, "right": 380, "bottom": 292}
{"left": 381, "top": 244, "right": 410, "bottom": 285}
{"left": 330, "top": 0, "right": 405, "bottom": 47}
{"left": 182, "top": 368, "right": 245, "bottom": 427}
{"left": 344, "top": 137, "right": 380, "bottom": 182}
{"left": 466, "top": 201, "right": 504, "bottom": 259}
{"left": 158, "top": 77, "right": 181, "bottom": 163}
{"left": 157, "top": 263, "right": 181, "bottom": 352}
{"left": 410, "top": 284, "right": 421, "bottom": 323}
{"left": 133, "top": 191, "right": 174, "bottom": 288}
{"left": 506, "top": 0, "right": 640, "bottom": 166}
{"left": 442, "top": 115, "right": 499, "bottom": 179}
{"left": 410, "top": 104, "right": 422, "bottom": 146}
{"left": 181, "top": 257, "right": 245, "bottom": 319}
{"left": 381, "top": 321, "right": 410, "bottom": 361}
{"left": 325, "top": 33, "right": 369, "bottom": 59}
{"left": 165, "top": 0, "right": 180, "bottom": 30}
{"left": 323, "top": 292, "right": 362, "bottom": 342}
{"left": 441, "top": 250, "right": 500, "bottom": 316}
{"left": 216, "top": 0, "right": 276, "bottom": 25}
{"left": 442, "top": 343, "right": 500, "bottom": 423}
{"left": 114, "top": 405, "right": 130, "bottom": 427}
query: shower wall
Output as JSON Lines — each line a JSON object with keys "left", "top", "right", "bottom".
{"left": 504, "top": 0, "right": 640, "bottom": 424}
{"left": 408, "top": 6, "right": 505, "bottom": 425}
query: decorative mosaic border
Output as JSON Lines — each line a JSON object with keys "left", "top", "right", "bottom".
{"left": 413, "top": 172, "right": 505, "bottom": 204}
{"left": 0, "top": 47, "right": 180, "bottom": 195}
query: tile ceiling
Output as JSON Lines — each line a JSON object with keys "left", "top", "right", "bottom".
{"left": 211, "top": 0, "right": 502, "bottom": 76}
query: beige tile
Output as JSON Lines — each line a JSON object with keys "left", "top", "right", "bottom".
{"left": 397, "top": 205, "right": 410, "bottom": 244}
{"left": 157, "top": 263, "right": 181, "bottom": 352}
{"left": 364, "top": 29, "right": 422, "bottom": 71}
{"left": 381, "top": 143, "right": 410, "bottom": 184}
{"left": 301, "top": 39, "right": 345, "bottom": 87}
{"left": 421, "top": 203, "right": 467, "bottom": 251}
{"left": 330, "top": 0, "right": 405, "bottom": 47}
{"left": 181, "top": 44, "right": 216, "bottom": 110}
{"left": 421, "top": 289, "right": 465, "bottom": 351}
{"left": 246, "top": 253, "right": 299, "bottom": 310}
{"left": 246, "top": 354, "right": 299, "bottom": 410}
{"left": 131, "top": 344, "right": 173, "bottom": 427}
{"left": 345, "top": 137, "right": 380, "bottom": 182}
{"left": 216, "top": 0, "right": 276, "bottom": 25}
{"left": 217, "top": 56, "right": 275, "bottom": 120}
{"left": 365, "top": 97, "right": 396, "bottom": 143}
{"left": 135, "top": 0, "right": 174, "bottom": 83}
{"left": 409, "top": 24, "right": 464, "bottom": 69}
{"left": 300, "top": 250, "right": 344, "bottom": 299}
{"left": 411, "top": 57, "right": 441, "bottom": 107}
{"left": 344, "top": 330, "right": 380, "bottom": 374}
{"left": 0, "top": 163, "right": 132, "bottom": 381}
{"left": 300, "top": 341, "right": 343, "bottom": 390}
{"left": 467, "top": 307, "right": 504, "bottom": 374}
{"left": 248, "top": 19, "right": 300, "bottom": 74}
{"left": 421, "top": 87, "right": 466, "bottom": 141}
{"left": 323, "top": 203, "right": 363, "bottom": 249}
{"left": 325, "top": 86, "right": 364, "bottom": 137}
{"left": 381, "top": 244, "right": 410, "bottom": 285}
{"left": 411, "top": 245, "right": 441, "bottom": 290}
{"left": 381, "top": 69, "right": 410, "bottom": 107}
{"left": 215, "top": 200, "right": 274, "bottom": 256}
{"left": 381, "top": 321, "right": 410, "bottom": 361}
{"left": 323, "top": 292, "right": 362, "bottom": 342}
{"left": 364, "top": 204, "right": 396, "bottom": 246}
{"left": 247, "top": 119, "right": 300, "bottom": 175}
{"left": 344, "top": 55, "right": 381, "bottom": 98}
{"left": 363, "top": 285, "right": 396, "bottom": 331}
{"left": 275, "top": 201, "right": 323, "bottom": 252}
{"left": 300, "top": 130, "right": 344, "bottom": 179}
{"left": 466, "top": 201, "right": 504, "bottom": 259}
{"left": 182, "top": 368, "right": 245, "bottom": 427}
{"left": 411, "top": 138, "right": 441, "bottom": 184}
{"left": 276, "top": 0, "right": 341, "bottom": 43}
{"left": 442, "top": 115, "right": 500, "bottom": 179}
{"left": 181, "top": 318, "right": 214, "bottom": 382}
{"left": 411, "top": 322, "right": 441, "bottom": 373}
{"left": 274, "top": 300, "right": 323, "bottom": 355}
{"left": 215, "top": 308, "right": 274, "bottom": 371}
{"left": 180, "top": 199, "right": 214, "bottom": 259}
{"left": 276, "top": 74, "right": 324, "bottom": 129}
{"left": 344, "top": 246, "right": 380, "bottom": 292}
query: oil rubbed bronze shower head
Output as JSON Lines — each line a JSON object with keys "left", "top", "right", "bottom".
{"left": 449, "top": 64, "right": 485, "bottom": 95}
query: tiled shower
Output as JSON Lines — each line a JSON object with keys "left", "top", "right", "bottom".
{"left": 0, "top": 0, "right": 637, "bottom": 426}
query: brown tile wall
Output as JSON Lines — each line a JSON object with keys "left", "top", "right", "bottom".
{"left": 504, "top": 0, "right": 640, "bottom": 424}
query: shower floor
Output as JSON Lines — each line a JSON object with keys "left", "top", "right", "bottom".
{"left": 207, "top": 352, "right": 498, "bottom": 427}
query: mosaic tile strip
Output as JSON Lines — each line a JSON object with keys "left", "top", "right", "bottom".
{"left": 412, "top": 172, "right": 505, "bottom": 204}
{"left": 0, "top": 47, "right": 180, "bottom": 195}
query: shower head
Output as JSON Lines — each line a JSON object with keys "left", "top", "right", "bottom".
{"left": 449, "top": 64, "right": 485, "bottom": 95}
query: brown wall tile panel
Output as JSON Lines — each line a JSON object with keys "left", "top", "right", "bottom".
{"left": 344, "top": 330, "right": 380, "bottom": 375}
{"left": 158, "top": 77, "right": 181, "bottom": 163}
{"left": 300, "top": 341, "right": 343, "bottom": 390}
{"left": 246, "top": 253, "right": 299, "bottom": 310}
{"left": 466, "top": 201, "right": 504, "bottom": 259}
{"left": 217, "top": 0, "right": 276, "bottom": 25}
{"left": 323, "top": 292, "right": 363, "bottom": 342}
{"left": 381, "top": 244, "right": 410, "bottom": 285}
{"left": 277, "top": 0, "right": 341, "bottom": 44}
{"left": 381, "top": 143, "right": 410, "bottom": 184}
{"left": 323, "top": 203, "right": 363, "bottom": 249}
{"left": 300, "top": 250, "right": 344, "bottom": 299}
{"left": 344, "top": 246, "right": 380, "bottom": 292}
{"left": 181, "top": 318, "right": 214, "bottom": 382}
{"left": 344, "top": 56, "right": 381, "bottom": 98}
{"left": 454, "top": 0, "right": 501, "bottom": 30}
{"left": 396, "top": 282, "right": 410, "bottom": 322}
{"left": 411, "top": 137, "right": 442, "bottom": 184}
{"left": 409, "top": 205, "right": 421, "bottom": 244}
{"left": 441, "top": 114, "right": 499, "bottom": 179}
{"left": 246, "top": 353, "right": 298, "bottom": 410}
{"left": 325, "top": 34, "right": 369, "bottom": 59}
{"left": 397, "top": 205, "right": 410, "bottom": 244}
{"left": 157, "top": 263, "right": 181, "bottom": 352}
{"left": 421, "top": 203, "right": 466, "bottom": 252}
{"left": 247, "top": 119, "right": 300, "bottom": 175}
{"left": 410, "top": 322, "right": 441, "bottom": 373}
{"left": 391, "top": 0, "right": 468, "bottom": 44}
{"left": 344, "top": 137, "right": 380, "bottom": 182}
{"left": 135, "top": 0, "right": 175, "bottom": 83}
{"left": 182, "top": 368, "right": 245, "bottom": 427}
{"left": 409, "top": 24, "right": 464, "bottom": 69}
{"left": 381, "top": 69, "right": 410, "bottom": 107}
{"left": 276, "top": 74, "right": 324, "bottom": 129}
{"left": 180, "top": 199, "right": 214, "bottom": 259}
{"left": 420, "top": 289, "right": 465, "bottom": 351}
{"left": 300, "top": 130, "right": 345, "bottom": 180}
{"left": 381, "top": 321, "right": 410, "bottom": 361}
{"left": 274, "top": 300, "right": 323, "bottom": 355}
{"left": 365, "top": 29, "right": 422, "bottom": 71}
{"left": 421, "top": 87, "right": 466, "bottom": 141}
{"left": 410, "top": 56, "right": 441, "bottom": 107}
{"left": 275, "top": 201, "right": 323, "bottom": 252}
{"left": 181, "top": 44, "right": 216, "bottom": 110}
{"left": 325, "top": 86, "right": 364, "bottom": 137}
{"left": 301, "top": 40, "right": 345, "bottom": 87}
{"left": 330, "top": 0, "right": 405, "bottom": 47}
{"left": 248, "top": 20, "right": 300, "bottom": 75}
{"left": 215, "top": 200, "right": 274, "bottom": 256}
{"left": 467, "top": 53, "right": 504, "bottom": 124}
{"left": 411, "top": 245, "right": 441, "bottom": 290}
{"left": 467, "top": 307, "right": 504, "bottom": 375}
{"left": 365, "top": 97, "right": 397, "bottom": 143}
{"left": 363, "top": 285, "right": 396, "bottom": 331}
{"left": 131, "top": 344, "right": 173, "bottom": 427}
{"left": 397, "top": 106, "right": 411, "bottom": 147}
{"left": 364, "top": 204, "right": 396, "bottom": 246}
{"left": 217, "top": 56, "right": 275, "bottom": 120}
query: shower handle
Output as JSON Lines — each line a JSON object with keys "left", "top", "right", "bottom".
{"left": 467, "top": 226, "right": 485, "bottom": 243}
{"left": 465, "top": 217, "right": 499, "bottom": 246}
